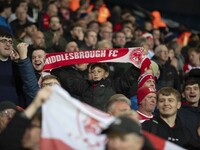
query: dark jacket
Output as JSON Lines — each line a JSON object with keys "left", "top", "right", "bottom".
{"left": 51, "top": 66, "right": 88, "bottom": 100}
{"left": 52, "top": 65, "right": 140, "bottom": 111}
{"left": 0, "top": 58, "right": 26, "bottom": 107}
{"left": 178, "top": 105, "right": 200, "bottom": 140}
{"left": 17, "top": 57, "right": 39, "bottom": 106}
{"left": 142, "top": 115, "right": 193, "bottom": 148}
{"left": 152, "top": 56, "right": 181, "bottom": 92}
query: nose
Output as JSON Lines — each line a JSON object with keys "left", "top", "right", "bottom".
{"left": 190, "top": 88, "right": 195, "bottom": 93}
{"left": 163, "top": 100, "right": 169, "bottom": 105}
{"left": 93, "top": 71, "right": 98, "bottom": 76}
{"left": 34, "top": 57, "right": 40, "bottom": 61}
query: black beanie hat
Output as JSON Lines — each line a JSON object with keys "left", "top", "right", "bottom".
{"left": 0, "top": 101, "right": 18, "bottom": 112}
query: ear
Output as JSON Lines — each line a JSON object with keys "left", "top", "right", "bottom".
{"left": 105, "top": 72, "right": 109, "bottom": 78}
{"left": 182, "top": 92, "right": 185, "bottom": 98}
{"left": 112, "top": 38, "right": 116, "bottom": 43}
{"left": 177, "top": 101, "right": 181, "bottom": 109}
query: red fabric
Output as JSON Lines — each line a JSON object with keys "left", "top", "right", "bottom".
{"left": 183, "top": 64, "right": 191, "bottom": 73}
{"left": 16, "top": 106, "right": 24, "bottom": 111}
{"left": 137, "top": 111, "right": 153, "bottom": 122}
{"left": 42, "top": 13, "right": 50, "bottom": 29}
{"left": 140, "top": 58, "right": 151, "bottom": 74}
{"left": 113, "top": 23, "right": 122, "bottom": 32}
{"left": 143, "top": 131, "right": 166, "bottom": 150}
{"left": 43, "top": 48, "right": 146, "bottom": 71}
{"left": 41, "top": 138, "right": 73, "bottom": 150}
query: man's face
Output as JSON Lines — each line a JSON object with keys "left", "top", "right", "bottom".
{"left": 88, "top": 22, "right": 99, "bottom": 34}
{"left": 157, "top": 46, "right": 169, "bottom": 63}
{"left": 153, "top": 29, "right": 160, "bottom": 40}
{"left": 91, "top": 66, "right": 109, "bottom": 81}
{"left": 19, "top": 2, "right": 28, "bottom": 11}
{"left": 183, "top": 84, "right": 200, "bottom": 105}
{"left": 122, "top": 27, "right": 133, "bottom": 39}
{"left": 0, "top": 37, "right": 13, "bottom": 59}
{"left": 65, "top": 41, "right": 79, "bottom": 52}
{"left": 147, "top": 38, "right": 154, "bottom": 49}
{"left": 22, "top": 118, "right": 41, "bottom": 149}
{"left": 142, "top": 79, "right": 155, "bottom": 89}
{"left": 50, "top": 17, "right": 61, "bottom": 31}
{"left": 157, "top": 94, "right": 181, "bottom": 117}
{"left": 107, "top": 133, "right": 144, "bottom": 150}
{"left": 16, "top": 7, "right": 27, "bottom": 22}
{"left": 32, "top": 32, "right": 45, "bottom": 47}
{"left": 100, "top": 26, "right": 113, "bottom": 41}
{"left": 85, "top": 31, "right": 97, "bottom": 46}
{"left": 47, "top": 4, "right": 58, "bottom": 17}
{"left": 32, "top": 49, "right": 46, "bottom": 72}
{"left": 0, "top": 108, "right": 16, "bottom": 133}
{"left": 5, "top": 7, "right": 12, "bottom": 17}
{"left": 140, "top": 93, "right": 156, "bottom": 113}
{"left": 109, "top": 101, "right": 131, "bottom": 116}
{"left": 113, "top": 32, "right": 126, "bottom": 48}
{"left": 188, "top": 51, "right": 200, "bottom": 66}
{"left": 25, "top": 24, "right": 38, "bottom": 36}
{"left": 71, "top": 26, "right": 83, "bottom": 37}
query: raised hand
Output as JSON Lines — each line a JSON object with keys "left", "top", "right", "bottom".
{"left": 16, "top": 42, "right": 29, "bottom": 60}
{"left": 24, "top": 87, "right": 52, "bottom": 119}
{"left": 10, "top": 48, "right": 20, "bottom": 62}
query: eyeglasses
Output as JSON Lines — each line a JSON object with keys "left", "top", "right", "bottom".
{"left": 0, "top": 39, "right": 13, "bottom": 45}
{"left": 0, "top": 110, "right": 16, "bottom": 118}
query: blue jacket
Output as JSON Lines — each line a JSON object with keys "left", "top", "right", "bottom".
{"left": 17, "top": 58, "right": 39, "bottom": 105}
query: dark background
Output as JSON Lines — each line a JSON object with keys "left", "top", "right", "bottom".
{"left": 105, "top": 0, "right": 200, "bottom": 31}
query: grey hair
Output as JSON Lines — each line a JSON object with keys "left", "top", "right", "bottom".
{"left": 105, "top": 94, "right": 131, "bottom": 112}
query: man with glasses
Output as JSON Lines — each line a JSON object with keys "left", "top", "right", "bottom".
{"left": 0, "top": 101, "right": 18, "bottom": 133}
{"left": 0, "top": 28, "right": 39, "bottom": 107}
{"left": 0, "top": 27, "right": 20, "bottom": 104}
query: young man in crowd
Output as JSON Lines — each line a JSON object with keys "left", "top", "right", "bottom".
{"left": 31, "top": 48, "right": 46, "bottom": 81}
{"left": 0, "top": 27, "right": 23, "bottom": 105}
{"left": 80, "top": 29, "right": 97, "bottom": 50}
{"left": 178, "top": 78, "right": 200, "bottom": 141}
{"left": 142, "top": 87, "right": 193, "bottom": 148}
{"left": 182, "top": 78, "right": 200, "bottom": 107}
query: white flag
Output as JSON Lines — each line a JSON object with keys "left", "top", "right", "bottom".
{"left": 41, "top": 85, "right": 114, "bottom": 150}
